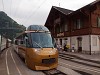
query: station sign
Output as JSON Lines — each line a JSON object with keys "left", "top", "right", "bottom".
{"left": 57, "top": 33, "right": 64, "bottom": 37}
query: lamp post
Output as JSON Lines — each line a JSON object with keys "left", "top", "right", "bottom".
{"left": 89, "top": 9, "right": 91, "bottom": 55}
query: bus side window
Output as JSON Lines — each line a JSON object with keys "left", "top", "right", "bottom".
{"left": 15, "top": 40, "right": 18, "bottom": 45}
{"left": 24, "top": 35, "right": 31, "bottom": 47}
{"left": 25, "top": 36, "right": 28, "bottom": 47}
{"left": 20, "top": 40, "right": 24, "bottom": 44}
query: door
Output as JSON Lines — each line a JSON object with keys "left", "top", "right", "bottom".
{"left": 77, "top": 37, "right": 82, "bottom": 52}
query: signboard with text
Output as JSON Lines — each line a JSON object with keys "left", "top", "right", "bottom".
{"left": 57, "top": 33, "right": 64, "bottom": 37}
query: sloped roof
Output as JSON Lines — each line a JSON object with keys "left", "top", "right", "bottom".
{"left": 45, "top": 6, "right": 73, "bottom": 26}
{"left": 90, "top": 0, "right": 100, "bottom": 5}
{"left": 45, "top": 0, "right": 100, "bottom": 26}
{"left": 69, "top": 0, "right": 100, "bottom": 16}
{"left": 52, "top": 6, "right": 73, "bottom": 15}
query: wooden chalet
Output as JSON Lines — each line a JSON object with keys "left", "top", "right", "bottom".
{"left": 45, "top": 0, "right": 100, "bottom": 54}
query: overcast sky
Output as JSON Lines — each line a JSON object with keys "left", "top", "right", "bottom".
{"left": 0, "top": 0, "right": 95, "bottom": 27}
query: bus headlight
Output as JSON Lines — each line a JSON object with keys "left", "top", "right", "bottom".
{"left": 34, "top": 48, "right": 41, "bottom": 52}
{"left": 52, "top": 48, "right": 57, "bottom": 53}
{"left": 53, "top": 48, "right": 57, "bottom": 51}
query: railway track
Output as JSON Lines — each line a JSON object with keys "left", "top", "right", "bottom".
{"left": 59, "top": 52, "right": 100, "bottom": 64}
{"left": 59, "top": 52, "right": 100, "bottom": 74}
{"left": 59, "top": 53, "right": 100, "bottom": 68}
{"left": 42, "top": 69, "right": 67, "bottom": 75}
{"left": 42, "top": 66, "right": 92, "bottom": 75}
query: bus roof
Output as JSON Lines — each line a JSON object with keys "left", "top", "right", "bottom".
{"left": 15, "top": 25, "right": 50, "bottom": 39}
{"left": 27, "top": 25, "right": 49, "bottom": 31}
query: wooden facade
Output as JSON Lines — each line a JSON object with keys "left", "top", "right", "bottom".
{"left": 45, "top": 0, "right": 100, "bottom": 54}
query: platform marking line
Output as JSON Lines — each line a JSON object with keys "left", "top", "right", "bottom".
{"left": 6, "top": 50, "right": 10, "bottom": 75}
{"left": 59, "top": 61, "right": 100, "bottom": 73}
{"left": 10, "top": 50, "right": 22, "bottom": 75}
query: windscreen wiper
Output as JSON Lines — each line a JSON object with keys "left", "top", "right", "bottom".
{"left": 33, "top": 41, "right": 42, "bottom": 48}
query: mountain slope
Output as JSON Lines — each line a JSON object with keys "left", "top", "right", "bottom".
{"left": 0, "top": 11, "right": 26, "bottom": 40}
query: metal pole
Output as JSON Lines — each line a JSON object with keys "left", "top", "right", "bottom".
{"left": 89, "top": 10, "right": 91, "bottom": 55}
{"left": 89, "top": 35, "right": 91, "bottom": 55}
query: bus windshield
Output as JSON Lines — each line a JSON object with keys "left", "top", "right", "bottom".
{"left": 31, "top": 32, "right": 54, "bottom": 48}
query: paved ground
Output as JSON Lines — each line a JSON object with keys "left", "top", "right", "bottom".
{"left": 0, "top": 47, "right": 45, "bottom": 75}
{"left": 0, "top": 47, "right": 100, "bottom": 75}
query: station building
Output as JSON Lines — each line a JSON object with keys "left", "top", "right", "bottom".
{"left": 45, "top": 0, "right": 100, "bottom": 54}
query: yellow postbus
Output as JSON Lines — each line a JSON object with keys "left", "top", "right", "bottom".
{"left": 14, "top": 25, "right": 58, "bottom": 70}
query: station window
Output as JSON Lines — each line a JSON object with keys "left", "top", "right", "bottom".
{"left": 74, "top": 19, "right": 83, "bottom": 29}
{"left": 60, "top": 39, "right": 62, "bottom": 46}
{"left": 56, "top": 26, "right": 60, "bottom": 33}
{"left": 60, "top": 25, "right": 64, "bottom": 32}
{"left": 97, "top": 17, "right": 100, "bottom": 27}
